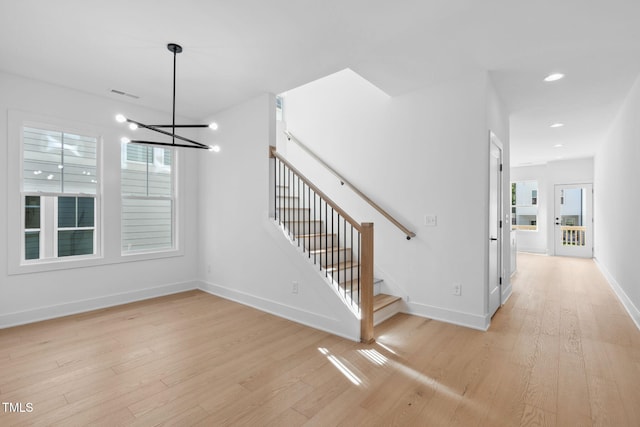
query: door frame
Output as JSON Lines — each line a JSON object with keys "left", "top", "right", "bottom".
{"left": 488, "top": 132, "right": 503, "bottom": 318}
{"left": 553, "top": 183, "right": 593, "bottom": 258}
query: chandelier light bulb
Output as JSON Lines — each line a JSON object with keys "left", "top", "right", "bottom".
{"left": 209, "top": 145, "right": 221, "bottom": 153}
{"left": 129, "top": 123, "right": 138, "bottom": 130}
{"left": 208, "top": 122, "right": 219, "bottom": 130}
{"left": 121, "top": 137, "right": 131, "bottom": 144}
{"left": 115, "top": 114, "right": 127, "bottom": 123}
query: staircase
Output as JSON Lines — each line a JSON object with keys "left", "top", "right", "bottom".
{"left": 270, "top": 148, "right": 402, "bottom": 341}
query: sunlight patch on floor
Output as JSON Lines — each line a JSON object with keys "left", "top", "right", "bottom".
{"left": 318, "top": 347, "right": 362, "bottom": 386}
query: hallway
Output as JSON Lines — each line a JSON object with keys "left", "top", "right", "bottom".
{"left": 485, "top": 253, "right": 640, "bottom": 425}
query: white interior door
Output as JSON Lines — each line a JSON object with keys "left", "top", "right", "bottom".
{"left": 554, "top": 184, "right": 593, "bottom": 258}
{"left": 488, "top": 134, "right": 503, "bottom": 318}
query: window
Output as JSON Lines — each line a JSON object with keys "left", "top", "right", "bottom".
{"left": 22, "top": 126, "right": 99, "bottom": 261}
{"left": 511, "top": 181, "right": 538, "bottom": 231}
{"left": 121, "top": 144, "right": 175, "bottom": 253}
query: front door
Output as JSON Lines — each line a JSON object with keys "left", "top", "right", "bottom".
{"left": 554, "top": 184, "right": 593, "bottom": 258}
{"left": 488, "top": 133, "right": 503, "bottom": 317}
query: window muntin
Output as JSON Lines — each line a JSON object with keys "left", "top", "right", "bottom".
{"left": 511, "top": 181, "right": 539, "bottom": 231}
{"left": 21, "top": 126, "right": 100, "bottom": 262}
{"left": 121, "top": 144, "right": 175, "bottom": 253}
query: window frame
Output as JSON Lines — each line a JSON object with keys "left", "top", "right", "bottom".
{"left": 121, "top": 142, "right": 177, "bottom": 256}
{"left": 8, "top": 111, "right": 104, "bottom": 274}
{"left": 20, "top": 121, "right": 102, "bottom": 263}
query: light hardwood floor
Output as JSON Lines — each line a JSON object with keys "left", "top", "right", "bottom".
{"left": 1, "top": 253, "right": 639, "bottom": 426}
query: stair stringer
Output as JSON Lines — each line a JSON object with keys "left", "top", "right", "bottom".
{"left": 258, "top": 216, "right": 360, "bottom": 340}
{"left": 272, "top": 219, "right": 363, "bottom": 317}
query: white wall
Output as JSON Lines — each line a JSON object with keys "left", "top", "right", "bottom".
{"left": 511, "top": 157, "right": 594, "bottom": 255}
{"left": 281, "top": 68, "right": 510, "bottom": 330}
{"left": 594, "top": 75, "right": 640, "bottom": 328}
{"left": 196, "top": 93, "right": 359, "bottom": 341}
{"left": 0, "top": 72, "right": 200, "bottom": 327}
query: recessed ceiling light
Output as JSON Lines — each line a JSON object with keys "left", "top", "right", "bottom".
{"left": 553, "top": 144, "right": 563, "bottom": 148}
{"left": 550, "top": 123, "right": 564, "bottom": 128}
{"left": 544, "top": 73, "right": 565, "bottom": 82}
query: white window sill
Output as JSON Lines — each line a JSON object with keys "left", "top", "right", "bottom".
{"left": 8, "top": 249, "right": 184, "bottom": 276}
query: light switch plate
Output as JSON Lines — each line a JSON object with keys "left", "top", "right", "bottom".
{"left": 424, "top": 215, "right": 437, "bottom": 226}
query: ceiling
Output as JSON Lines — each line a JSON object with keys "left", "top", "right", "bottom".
{"left": 1, "top": 0, "right": 639, "bottom": 166}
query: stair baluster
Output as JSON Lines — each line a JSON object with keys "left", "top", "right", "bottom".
{"left": 269, "top": 146, "right": 374, "bottom": 342}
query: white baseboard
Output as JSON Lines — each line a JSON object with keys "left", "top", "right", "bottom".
{"left": 404, "top": 301, "right": 489, "bottom": 331}
{"left": 517, "top": 248, "right": 547, "bottom": 254}
{"left": 0, "top": 281, "right": 198, "bottom": 329}
{"left": 594, "top": 258, "right": 640, "bottom": 331}
{"left": 502, "top": 283, "right": 513, "bottom": 305}
{"left": 198, "top": 280, "right": 360, "bottom": 342}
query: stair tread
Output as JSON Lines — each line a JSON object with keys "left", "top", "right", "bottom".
{"left": 326, "top": 261, "right": 359, "bottom": 271}
{"left": 298, "top": 233, "right": 336, "bottom": 238}
{"left": 340, "top": 277, "right": 384, "bottom": 287}
{"left": 373, "top": 294, "right": 402, "bottom": 312}
{"left": 309, "top": 246, "right": 348, "bottom": 254}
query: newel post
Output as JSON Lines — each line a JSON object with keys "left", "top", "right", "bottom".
{"left": 360, "top": 222, "right": 374, "bottom": 344}
{"left": 268, "top": 146, "right": 276, "bottom": 219}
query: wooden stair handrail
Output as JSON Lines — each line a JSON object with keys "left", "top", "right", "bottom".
{"left": 270, "top": 146, "right": 362, "bottom": 233}
{"left": 270, "top": 146, "right": 375, "bottom": 344}
{"left": 284, "top": 130, "right": 416, "bottom": 240}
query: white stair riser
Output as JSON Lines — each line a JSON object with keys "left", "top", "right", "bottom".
{"left": 298, "top": 234, "right": 337, "bottom": 250}
{"left": 283, "top": 221, "right": 324, "bottom": 236}
{"left": 276, "top": 196, "right": 300, "bottom": 208}
{"left": 374, "top": 280, "right": 382, "bottom": 296}
{"left": 316, "top": 248, "right": 352, "bottom": 267}
{"left": 277, "top": 208, "right": 312, "bottom": 222}
{"left": 374, "top": 299, "right": 403, "bottom": 326}
{"left": 329, "top": 266, "right": 359, "bottom": 283}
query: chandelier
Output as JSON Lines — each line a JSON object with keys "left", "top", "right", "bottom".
{"left": 116, "top": 43, "right": 218, "bottom": 150}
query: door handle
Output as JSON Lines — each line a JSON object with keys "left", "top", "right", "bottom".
{"left": 490, "top": 237, "right": 498, "bottom": 241}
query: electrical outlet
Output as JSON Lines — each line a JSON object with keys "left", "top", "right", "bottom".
{"left": 453, "top": 283, "right": 461, "bottom": 296}
{"left": 292, "top": 281, "right": 299, "bottom": 294}
{"left": 424, "top": 215, "right": 437, "bottom": 226}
